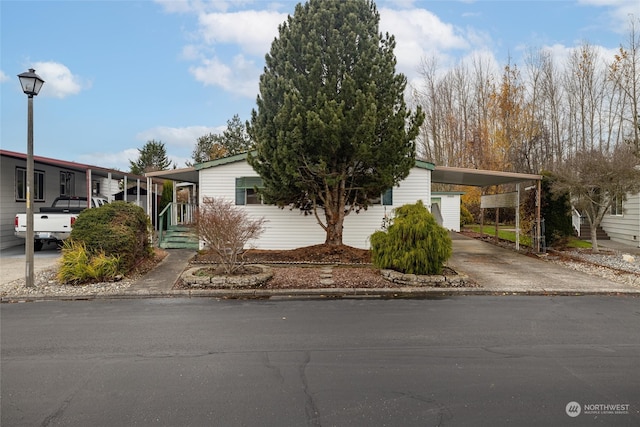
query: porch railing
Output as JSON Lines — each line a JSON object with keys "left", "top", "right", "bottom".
{"left": 157, "top": 202, "right": 197, "bottom": 246}
{"left": 572, "top": 208, "right": 582, "bottom": 237}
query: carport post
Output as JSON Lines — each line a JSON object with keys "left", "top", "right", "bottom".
{"left": 515, "top": 184, "right": 520, "bottom": 251}
{"left": 536, "top": 180, "right": 541, "bottom": 253}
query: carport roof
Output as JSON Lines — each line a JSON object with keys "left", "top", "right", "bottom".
{"left": 145, "top": 167, "right": 199, "bottom": 183}
{"left": 432, "top": 166, "right": 541, "bottom": 187}
{"left": 143, "top": 160, "right": 541, "bottom": 188}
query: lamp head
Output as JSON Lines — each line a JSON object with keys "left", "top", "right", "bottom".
{"left": 17, "top": 68, "right": 45, "bottom": 97}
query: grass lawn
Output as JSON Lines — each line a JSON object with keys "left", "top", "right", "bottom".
{"left": 466, "top": 224, "right": 591, "bottom": 249}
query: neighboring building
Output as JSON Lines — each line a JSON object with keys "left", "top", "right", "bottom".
{"left": 0, "top": 150, "right": 153, "bottom": 250}
{"left": 194, "top": 153, "right": 435, "bottom": 250}
{"left": 600, "top": 192, "right": 640, "bottom": 248}
{"left": 431, "top": 191, "right": 464, "bottom": 232}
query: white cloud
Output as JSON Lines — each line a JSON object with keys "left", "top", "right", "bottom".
{"left": 155, "top": 0, "right": 238, "bottom": 14}
{"left": 32, "top": 61, "right": 88, "bottom": 99}
{"left": 577, "top": 0, "right": 640, "bottom": 33}
{"left": 136, "top": 125, "right": 223, "bottom": 148}
{"left": 76, "top": 149, "right": 139, "bottom": 172}
{"left": 0, "top": 70, "right": 8, "bottom": 83}
{"left": 166, "top": 3, "right": 494, "bottom": 98}
{"left": 197, "top": 10, "right": 286, "bottom": 56}
{"left": 189, "top": 54, "right": 259, "bottom": 98}
{"left": 379, "top": 8, "right": 480, "bottom": 79}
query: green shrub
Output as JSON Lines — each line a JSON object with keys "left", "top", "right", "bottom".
{"left": 69, "top": 201, "right": 152, "bottom": 273}
{"left": 370, "top": 200, "right": 452, "bottom": 275}
{"left": 57, "top": 240, "right": 122, "bottom": 284}
{"left": 460, "top": 204, "right": 474, "bottom": 228}
{"left": 522, "top": 171, "right": 574, "bottom": 247}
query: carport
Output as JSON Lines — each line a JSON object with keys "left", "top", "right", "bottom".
{"left": 431, "top": 166, "right": 543, "bottom": 252}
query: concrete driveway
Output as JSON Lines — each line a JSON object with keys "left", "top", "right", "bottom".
{"left": 447, "top": 233, "right": 637, "bottom": 294}
{"left": 0, "top": 243, "right": 61, "bottom": 285}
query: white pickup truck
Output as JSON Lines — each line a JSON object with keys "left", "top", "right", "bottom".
{"left": 14, "top": 196, "right": 108, "bottom": 251}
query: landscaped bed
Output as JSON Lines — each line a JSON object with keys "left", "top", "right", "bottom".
{"left": 176, "top": 244, "right": 472, "bottom": 290}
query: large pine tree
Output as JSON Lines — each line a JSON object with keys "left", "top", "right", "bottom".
{"left": 248, "top": 0, "right": 424, "bottom": 246}
{"left": 129, "top": 140, "right": 173, "bottom": 175}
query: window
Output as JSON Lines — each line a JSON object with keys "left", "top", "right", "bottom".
{"left": 371, "top": 189, "right": 393, "bottom": 206}
{"left": 382, "top": 188, "right": 393, "bottom": 206}
{"left": 60, "top": 171, "right": 75, "bottom": 196}
{"left": 235, "top": 177, "right": 263, "bottom": 205}
{"left": 15, "top": 167, "right": 45, "bottom": 202}
{"left": 610, "top": 195, "right": 623, "bottom": 216}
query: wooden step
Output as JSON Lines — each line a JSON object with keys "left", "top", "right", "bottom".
{"left": 579, "top": 225, "right": 610, "bottom": 240}
{"left": 159, "top": 226, "right": 199, "bottom": 249}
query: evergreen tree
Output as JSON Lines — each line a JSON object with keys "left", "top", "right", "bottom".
{"left": 158, "top": 180, "right": 174, "bottom": 225}
{"left": 222, "top": 114, "right": 253, "bottom": 155}
{"left": 129, "top": 140, "right": 173, "bottom": 175}
{"left": 248, "top": 0, "right": 424, "bottom": 246}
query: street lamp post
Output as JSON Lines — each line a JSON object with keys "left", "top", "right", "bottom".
{"left": 18, "top": 68, "right": 45, "bottom": 288}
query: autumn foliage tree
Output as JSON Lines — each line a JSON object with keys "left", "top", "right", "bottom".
{"left": 195, "top": 197, "right": 266, "bottom": 274}
{"left": 248, "top": 0, "right": 423, "bottom": 247}
{"left": 191, "top": 114, "right": 254, "bottom": 164}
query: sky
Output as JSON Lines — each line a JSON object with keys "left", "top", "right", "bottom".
{"left": 1, "top": 0, "right": 638, "bottom": 172}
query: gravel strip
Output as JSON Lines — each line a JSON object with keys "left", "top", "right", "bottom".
{"left": 0, "top": 268, "right": 135, "bottom": 298}
{"left": 546, "top": 249, "right": 640, "bottom": 287}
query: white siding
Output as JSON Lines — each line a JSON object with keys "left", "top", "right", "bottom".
{"left": 432, "top": 192, "right": 462, "bottom": 232}
{"left": 601, "top": 193, "right": 640, "bottom": 247}
{"left": 98, "top": 177, "right": 120, "bottom": 200}
{"left": 199, "top": 161, "right": 432, "bottom": 249}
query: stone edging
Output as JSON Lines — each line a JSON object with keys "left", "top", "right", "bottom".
{"left": 380, "top": 269, "right": 469, "bottom": 287}
{"left": 181, "top": 264, "right": 273, "bottom": 288}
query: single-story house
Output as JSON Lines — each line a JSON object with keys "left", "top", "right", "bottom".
{"left": 147, "top": 153, "right": 543, "bottom": 251}
{"left": 195, "top": 153, "right": 435, "bottom": 249}
{"left": 0, "top": 149, "right": 158, "bottom": 250}
{"left": 599, "top": 193, "right": 640, "bottom": 248}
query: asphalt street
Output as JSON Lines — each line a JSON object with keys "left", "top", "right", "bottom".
{"left": 2, "top": 297, "right": 639, "bottom": 426}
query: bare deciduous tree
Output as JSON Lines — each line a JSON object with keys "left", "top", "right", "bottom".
{"left": 609, "top": 16, "right": 640, "bottom": 155}
{"left": 195, "top": 197, "right": 267, "bottom": 274}
{"left": 551, "top": 146, "right": 640, "bottom": 252}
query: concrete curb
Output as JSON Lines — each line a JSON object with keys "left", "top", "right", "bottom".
{"left": 3, "top": 286, "right": 639, "bottom": 303}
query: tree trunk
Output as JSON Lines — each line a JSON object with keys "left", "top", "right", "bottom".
{"left": 324, "top": 209, "right": 345, "bottom": 246}
{"left": 589, "top": 223, "right": 600, "bottom": 253}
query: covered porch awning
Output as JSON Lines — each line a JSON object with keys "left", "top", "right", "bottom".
{"left": 145, "top": 167, "right": 199, "bottom": 184}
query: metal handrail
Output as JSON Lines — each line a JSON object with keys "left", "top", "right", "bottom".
{"left": 157, "top": 202, "right": 197, "bottom": 246}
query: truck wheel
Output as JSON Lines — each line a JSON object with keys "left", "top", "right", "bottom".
{"left": 34, "top": 240, "right": 44, "bottom": 251}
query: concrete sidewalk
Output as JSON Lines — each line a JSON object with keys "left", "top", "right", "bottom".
{"left": 124, "top": 234, "right": 640, "bottom": 298}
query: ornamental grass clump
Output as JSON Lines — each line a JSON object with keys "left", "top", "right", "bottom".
{"left": 57, "top": 240, "right": 122, "bottom": 284}
{"left": 370, "top": 200, "right": 452, "bottom": 275}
